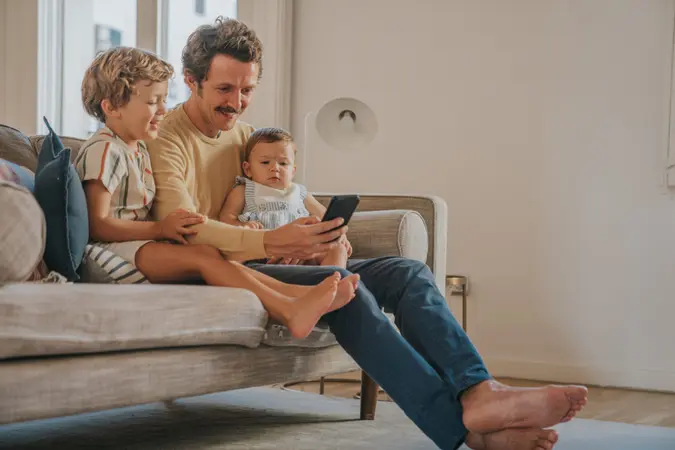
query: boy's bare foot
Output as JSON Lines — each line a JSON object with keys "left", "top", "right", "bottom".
{"left": 465, "top": 428, "right": 558, "bottom": 450}
{"left": 284, "top": 273, "right": 339, "bottom": 339}
{"left": 327, "top": 274, "right": 360, "bottom": 312}
{"left": 462, "top": 380, "right": 588, "bottom": 434}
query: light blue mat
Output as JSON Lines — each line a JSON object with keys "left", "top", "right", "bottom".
{"left": 1, "top": 387, "right": 674, "bottom": 449}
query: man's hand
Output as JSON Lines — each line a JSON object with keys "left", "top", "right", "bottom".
{"left": 262, "top": 216, "right": 347, "bottom": 260}
{"left": 157, "top": 208, "right": 205, "bottom": 244}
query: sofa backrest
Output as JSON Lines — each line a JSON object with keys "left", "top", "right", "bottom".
{"left": 0, "top": 124, "right": 86, "bottom": 172}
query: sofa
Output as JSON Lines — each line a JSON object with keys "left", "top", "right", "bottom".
{"left": 0, "top": 123, "right": 448, "bottom": 426}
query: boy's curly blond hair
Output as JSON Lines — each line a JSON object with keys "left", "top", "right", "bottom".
{"left": 81, "top": 47, "right": 174, "bottom": 122}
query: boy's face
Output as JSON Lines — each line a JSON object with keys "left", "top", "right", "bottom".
{"left": 115, "top": 80, "right": 168, "bottom": 142}
{"left": 243, "top": 141, "right": 296, "bottom": 190}
{"left": 185, "top": 54, "right": 259, "bottom": 135}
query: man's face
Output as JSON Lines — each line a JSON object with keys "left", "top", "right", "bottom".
{"left": 186, "top": 54, "right": 259, "bottom": 133}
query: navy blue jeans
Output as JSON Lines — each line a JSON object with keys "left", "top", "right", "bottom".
{"left": 247, "top": 257, "right": 491, "bottom": 449}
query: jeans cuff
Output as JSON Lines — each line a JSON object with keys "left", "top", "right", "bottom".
{"left": 455, "top": 368, "right": 493, "bottom": 400}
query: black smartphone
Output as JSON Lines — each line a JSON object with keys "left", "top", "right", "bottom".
{"left": 321, "top": 194, "right": 360, "bottom": 232}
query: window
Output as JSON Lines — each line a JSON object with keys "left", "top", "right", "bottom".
{"left": 162, "top": 0, "right": 237, "bottom": 110}
{"left": 37, "top": 0, "right": 248, "bottom": 137}
{"left": 60, "top": 0, "right": 138, "bottom": 139}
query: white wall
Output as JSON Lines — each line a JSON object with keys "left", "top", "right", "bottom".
{"left": 291, "top": 0, "right": 675, "bottom": 391}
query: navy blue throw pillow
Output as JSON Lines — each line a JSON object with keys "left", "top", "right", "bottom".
{"left": 33, "top": 119, "right": 89, "bottom": 281}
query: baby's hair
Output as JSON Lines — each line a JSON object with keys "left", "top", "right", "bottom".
{"left": 244, "top": 127, "right": 295, "bottom": 162}
{"left": 82, "top": 46, "right": 174, "bottom": 122}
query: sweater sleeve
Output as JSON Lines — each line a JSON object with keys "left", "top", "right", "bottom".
{"left": 149, "top": 132, "right": 268, "bottom": 261}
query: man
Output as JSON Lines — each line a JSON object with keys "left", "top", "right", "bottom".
{"left": 148, "top": 17, "right": 588, "bottom": 450}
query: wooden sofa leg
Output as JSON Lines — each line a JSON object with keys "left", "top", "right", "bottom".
{"left": 360, "top": 371, "right": 378, "bottom": 420}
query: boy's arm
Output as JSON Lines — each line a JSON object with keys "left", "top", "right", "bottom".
{"left": 149, "top": 133, "right": 269, "bottom": 259}
{"left": 84, "top": 181, "right": 162, "bottom": 242}
{"left": 84, "top": 181, "right": 203, "bottom": 244}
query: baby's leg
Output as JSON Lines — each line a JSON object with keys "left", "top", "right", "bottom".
{"left": 135, "top": 243, "right": 339, "bottom": 338}
{"left": 320, "top": 243, "right": 349, "bottom": 268}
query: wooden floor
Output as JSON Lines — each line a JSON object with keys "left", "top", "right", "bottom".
{"left": 281, "top": 371, "right": 675, "bottom": 428}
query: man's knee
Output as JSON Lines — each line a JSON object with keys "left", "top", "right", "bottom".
{"left": 386, "top": 257, "right": 430, "bottom": 281}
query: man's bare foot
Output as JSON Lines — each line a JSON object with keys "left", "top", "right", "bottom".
{"left": 462, "top": 380, "right": 588, "bottom": 434}
{"left": 327, "top": 274, "right": 360, "bottom": 312}
{"left": 284, "top": 273, "right": 339, "bottom": 339}
{"left": 465, "top": 428, "right": 558, "bottom": 450}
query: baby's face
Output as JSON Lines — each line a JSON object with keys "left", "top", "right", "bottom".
{"left": 244, "top": 141, "right": 296, "bottom": 189}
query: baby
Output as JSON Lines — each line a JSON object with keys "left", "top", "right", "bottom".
{"left": 74, "top": 47, "right": 357, "bottom": 339}
{"left": 220, "top": 128, "right": 352, "bottom": 267}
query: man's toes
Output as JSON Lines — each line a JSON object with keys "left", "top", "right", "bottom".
{"left": 536, "top": 441, "right": 553, "bottom": 450}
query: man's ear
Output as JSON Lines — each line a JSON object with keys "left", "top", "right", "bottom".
{"left": 101, "top": 99, "right": 120, "bottom": 119}
{"left": 242, "top": 161, "right": 252, "bottom": 177}
{"left": 184, "top": 70, "right": 199, "bottom": 92}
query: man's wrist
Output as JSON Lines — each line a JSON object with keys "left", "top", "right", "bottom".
{"left": 262, "top": 228, "right": 276, "bottom": 255}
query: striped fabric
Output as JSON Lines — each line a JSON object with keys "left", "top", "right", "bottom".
{"left": 82, "top": 244, "right": 148, "bottom": 284}
{"left": 73, "top": 127, "right": 155, "bottom": 221}
{"left": 236, "top": 176, "right": 309, "bottom": 229}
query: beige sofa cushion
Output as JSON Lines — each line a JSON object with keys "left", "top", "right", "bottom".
{"left": 0, "top": 284, "right": 268, "bottom": 360}
{"left": 0, "top": 181, "right": 45, "bottom": 283}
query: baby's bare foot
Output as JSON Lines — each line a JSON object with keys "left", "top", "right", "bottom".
{"left": 285, "top": 273, "right": 339, "bottom": 339}
{"left": 327, "top": 274, "right": 360, "bottom": 312}
{"left": 465, "top": 428, "right": 558, "bottom": 450}
{"left": 462, "top": 380, "right": 588, "bottom": 434}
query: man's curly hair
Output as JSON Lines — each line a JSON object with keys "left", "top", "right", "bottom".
{"left": 182, "top": 16, "right": 263, "bottom": 85}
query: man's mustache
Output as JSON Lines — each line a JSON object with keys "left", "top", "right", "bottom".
{"left": 216, "top": 106, "right": 241, "bottom": 115}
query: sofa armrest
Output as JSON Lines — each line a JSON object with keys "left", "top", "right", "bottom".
{"left": 314, "top": 194, "right": 447, "bottom": 289}
{"left": 347, "top": 210, "right": 428, "bottom": 262}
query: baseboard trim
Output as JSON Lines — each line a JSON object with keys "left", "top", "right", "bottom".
{"left": 485, "top": 358, "right": 675, "bottom": 393}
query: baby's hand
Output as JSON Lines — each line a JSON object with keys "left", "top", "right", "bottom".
{"left": 242, "top": 221, "right": 264, "bottom": 230}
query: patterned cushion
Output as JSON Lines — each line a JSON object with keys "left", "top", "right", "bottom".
{"left": 79, "top": 244, "right": 148, "bottom": 284}
{"left": 0, "top": 181, "right": 46, "bottom": 283}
